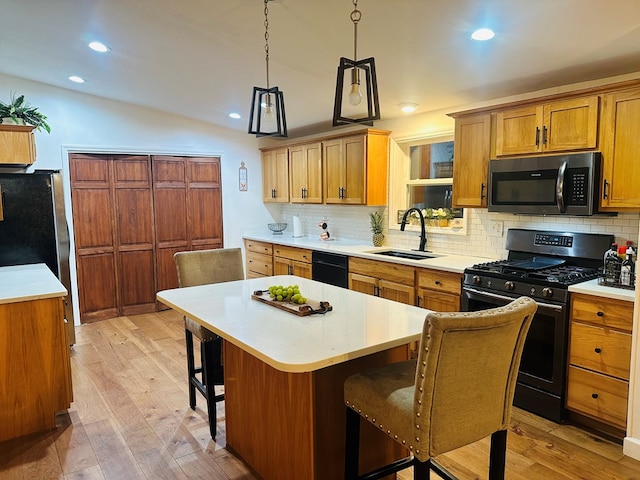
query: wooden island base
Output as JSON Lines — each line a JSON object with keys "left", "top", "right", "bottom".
{"left": 224, "top": 342, "right": 409, "bottom": 480}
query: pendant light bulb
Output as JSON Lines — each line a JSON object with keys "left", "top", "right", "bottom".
{"left": 262, "top": 95, "right": 275, "bottom": 126}
{"left": 348, "top": 68, "right": 362, "bottom": 106}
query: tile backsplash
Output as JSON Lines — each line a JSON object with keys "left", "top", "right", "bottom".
{"left": 280, "top": 204, "right": 640, "bottom": 260}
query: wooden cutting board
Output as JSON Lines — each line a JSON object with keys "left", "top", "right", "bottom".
{"left": 251, "top": 290, "right": 332, "bottom": 316}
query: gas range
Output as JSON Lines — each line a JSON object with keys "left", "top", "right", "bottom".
{"left": 463, "top": 229, "right": 613, "bottom": 303}
{"left": 461, "top": 228, "right": 615, "bottom": 423}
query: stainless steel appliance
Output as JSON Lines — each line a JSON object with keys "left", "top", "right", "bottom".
{"left": 0, "top": 170, "right": 75, "bottom": 343}
{"left": 461, "top": 229, "right": 614, "bottom": 422}
{"left": 488, "top": 152, "right": 603, "bottom": 215}
{"left": 311, "top": 250, "right": 348, "bottom": 288}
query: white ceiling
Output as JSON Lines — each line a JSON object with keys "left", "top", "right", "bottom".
{"left": 2, "top": 0, "right": 640, "bottom": 136}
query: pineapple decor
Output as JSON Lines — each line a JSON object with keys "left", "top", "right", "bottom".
{"left": 369, "top": 211, "right": 384, "bottom": 247}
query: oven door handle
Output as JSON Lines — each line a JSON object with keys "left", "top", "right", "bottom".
{"left": 556, "top": 160, "right": 567, "bottom": 213}
{"left": 463, "top": 287, "right": 564, "bottom": 312}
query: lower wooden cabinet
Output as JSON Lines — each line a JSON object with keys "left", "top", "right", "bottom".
{"left": 416, "top": 268, "right": 462, "bottom": 312}
{"left": 566, "top": 293, "right": 633, "bottom": 431}
{"left": 348, "top": 257, "right": 415, "bottom": 305}
{"left": 244, "top": 239, "right": 273, "bottom": 278}
{"left": 273, "top": 245, "right": 312, "bottom": 279}
{"left": 0, "top": 296, "right": 72, "bottom": 441}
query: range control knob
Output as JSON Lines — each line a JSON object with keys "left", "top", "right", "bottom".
{"left": 472, "top": 275, "right": 482, "bottom": 285}
{"left": 530, "top": 287, "right": 536, "bottom": 295}
{"left": 504, "top": 281, "right": 515, "bottom": 291}
{"left": 541, "top": 287, "right": 553, "bottom": 298}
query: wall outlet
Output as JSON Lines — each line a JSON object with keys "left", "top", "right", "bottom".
{"left": 490, "top": 220, "right": 504, "bottom": 236}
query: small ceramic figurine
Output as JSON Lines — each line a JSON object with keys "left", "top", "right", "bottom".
{"left": 318, "top": 219, "right": 330, "bottom": 240}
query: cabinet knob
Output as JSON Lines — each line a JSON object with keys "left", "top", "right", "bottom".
{"left": 594, "top": 347, "right": 602, "bottom": 354}
{"left": 591, "top": 393, "right": 599, "bottom": 399}
{"left": 596, "top": 311, "right": 604, "bottom": 317}
{"left": 434, "top": 280, "right": 441, "bottom": 286}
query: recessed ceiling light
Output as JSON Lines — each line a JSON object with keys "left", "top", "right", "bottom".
{"left": 471, "top": 28, "right": 495, "bottom": 41}
{"left": 399, "top": 102, "right": 418, "bottom": 113}
{"left": 229, "top": 113, "right": 241, "bottom": 119}
{"left": 68, "top": 75, "right": 85, "bottom": 83}
{"left": 88, "top": 41, "right": 110, "bottom": 53}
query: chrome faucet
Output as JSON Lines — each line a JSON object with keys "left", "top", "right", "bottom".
{"left": 400, "top": 207, "right": 427, "bottom": 252}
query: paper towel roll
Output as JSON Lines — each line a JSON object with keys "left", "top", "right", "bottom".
{"left": 292, "top": 215, "right": 302, "bottom": 237}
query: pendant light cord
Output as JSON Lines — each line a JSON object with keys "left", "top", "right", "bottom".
{"left": 351, "top": 0, "right": 361, "bottom": 61}
{"left": 264, "top": 0, "right": 270, "bottom": 90}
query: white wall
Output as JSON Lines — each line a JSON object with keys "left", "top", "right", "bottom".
{"left": 0, "top": 73, "right": 278, "bottom": 326}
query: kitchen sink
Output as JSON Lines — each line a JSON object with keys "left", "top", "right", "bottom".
{"left": 368, "top": 250, "right": 440, "bottom": 261}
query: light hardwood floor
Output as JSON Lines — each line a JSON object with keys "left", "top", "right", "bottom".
{"left": 1, "top": 310, "right": 639, "bottom": 480}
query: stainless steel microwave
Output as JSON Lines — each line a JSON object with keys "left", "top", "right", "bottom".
{"left": 488, "top": 152, "right": 602, "bottom": 215}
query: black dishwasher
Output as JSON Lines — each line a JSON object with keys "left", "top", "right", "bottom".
{"left": 311, "top": 251, "right": 349, "bottom": 288}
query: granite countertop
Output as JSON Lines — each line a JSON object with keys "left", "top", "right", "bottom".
{"left": 243, "top": 232, "right": 496, "bottom": 274}
{"left": 569, "top": 278, "right": 637, "bottom": 302}
{"left": 0, "top": 263, "right": 67, "bottom": 304}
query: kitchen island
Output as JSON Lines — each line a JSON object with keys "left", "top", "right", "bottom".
{"left": 157, "top": 275, "right": 428, "bottom": 480}
{"left": 0, "top": 264, "right": 72, "bottom": 441}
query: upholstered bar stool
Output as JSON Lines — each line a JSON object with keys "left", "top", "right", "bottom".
{"left": 174, "top": 248, "right": 244, "bottom": 439}
{"left": 344, "top": 297, "right": 537, "bottom": 480}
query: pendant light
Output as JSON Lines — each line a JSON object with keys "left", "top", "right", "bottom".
{"left": 332, "top": 0, "right": 380, "bottom": 127}
{"left": 248, "top": 0, "right": 287, "bottom": 137}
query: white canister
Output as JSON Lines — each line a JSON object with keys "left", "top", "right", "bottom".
{"left": 292, "top": 215, "right": 303, "bottom": 237}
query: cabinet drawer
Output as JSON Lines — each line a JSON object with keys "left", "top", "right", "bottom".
{"left": 349, "top": 257, "right": 415, "bottom": 286}
{"left": 273, "top": 245, "right": 312, "bottom": 263}
{"left": 566, "top": 365, "right": 628, "bottom": 430}
{"left": 569, "top": 322, "right": 632, "bottom": 380}
{"left": 245, "top": 240, "right": 273, "bottom": 256}
{"left": 246, "top": 251, "right": 273, "bottom": 276}
{"left": 416, "top": 269, "right": 461, "bottom": 296}
{"left": 570, "top": 293, "right": 633, "bottom": 331}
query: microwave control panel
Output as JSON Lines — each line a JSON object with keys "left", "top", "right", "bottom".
{"left": 567, "top": 167, "right": 589, "bottom": 205}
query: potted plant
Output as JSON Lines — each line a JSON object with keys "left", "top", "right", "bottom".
{"left": 369, "top": 211, "right": 384, "bottom": 247}
{"left": 0, "top": 92, "right": 51, "bottom": 133}
{"left": 434, "top": 208, "right": 454, "bottom": 227}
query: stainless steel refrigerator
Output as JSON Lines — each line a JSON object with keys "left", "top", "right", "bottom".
{"left": 0, "top": 170, "right": 75, "bottom": 343}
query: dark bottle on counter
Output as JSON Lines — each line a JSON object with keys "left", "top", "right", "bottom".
{"left": 604, "top": 243, "right": 622, "bottom": 284}
{"left": 620, "top": 245, "right": 635, "bottom": 286}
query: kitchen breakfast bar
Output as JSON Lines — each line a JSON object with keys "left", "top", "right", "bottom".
{"left": 157, "top": 275, "right": 428, "bottom": 480}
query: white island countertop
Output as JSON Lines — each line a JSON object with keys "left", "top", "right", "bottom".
{"left": 0, "top": 264, "right": 67, "bottom": 305}
{"left": 243, "top": 232, "right": 496, "bottom": 274}
{"left": 157, "top": 275, "right": 429, "bottom": 373}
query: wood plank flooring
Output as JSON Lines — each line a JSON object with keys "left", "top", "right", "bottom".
{"left": 1, "top": 310, "right": 639, "bottom": 480}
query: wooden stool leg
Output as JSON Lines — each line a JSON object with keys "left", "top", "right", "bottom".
{"left": 185, "top": 329, "right": 197, "bottom": 410}
{"left": 489, "top": 429, "right": 507, "bottom": 480}
{"left": 201, "top": 340, "right": 217, "bottom": 439}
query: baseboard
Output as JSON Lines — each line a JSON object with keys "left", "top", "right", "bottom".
{"left": 623, "top": 436, "right": 640, "bottom": 461}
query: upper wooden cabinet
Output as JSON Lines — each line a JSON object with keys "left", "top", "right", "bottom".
{"left": 262, "top": 147, "right": 289, "bottom": 203}
{"left": 599, "top": 87, "right": 640, "bottom": 210}
{"left": 323, "top": 130, "right": 390, "bottom": 206}
{"left": 494, "top": 96, "right": 599, "bottom": 157}
{"left": 452, "top": 113, "right": 491, "bottom": 208}
{"left": 0, "top": 124, "right": 36, "bottom": 165}
{"left": 289, "top": 142, "right": 322, "bottom": 203}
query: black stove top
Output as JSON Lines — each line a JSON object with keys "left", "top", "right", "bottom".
{"left": 468, "top": 259, "right": 601, "bottom": 286}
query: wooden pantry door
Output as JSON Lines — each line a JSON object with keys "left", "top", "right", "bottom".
{"left": 70, "top": 153, "right": 223, "bottom": 322}
{"left": 71, "top": 154, "right": 155, "bottom": 322}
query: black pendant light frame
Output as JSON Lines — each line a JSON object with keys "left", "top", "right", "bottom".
{"left": 248, "top": 0, "right": 288, "bottom": 138}
{"left": 248, "top": 86, "right": 287, "bottom": 137}
{"left": 332, "top": 0, "right": 380, "bottom": 127}
{"left": 332, "top": 56, "right": 380, "bottom": 127}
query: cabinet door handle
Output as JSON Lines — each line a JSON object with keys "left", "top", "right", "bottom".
{"left": 591, "top": 393, "right": 599, "bottom": 399}
{"left": 480, "top": 183, "right": 486, "bottom": 200}
{"left": 594, "top": 347, "right": 602, "bottom": 354}
{"left": 272, "top": 188, "right": 276, "bottom": 199}
{"left": 596, "top": 311, "right": 604, "bottom": 317}
{"left": 542, "top": 126, "right": 548, "bottom": 145}
{"left": 602, "top": 179, "right": 609, "bottom": 200}
{"left": 535, "top": 127, "right": 540, "bottom": 146}
{"left": 417, "top": 296, "right": 422, "bottom": 307}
